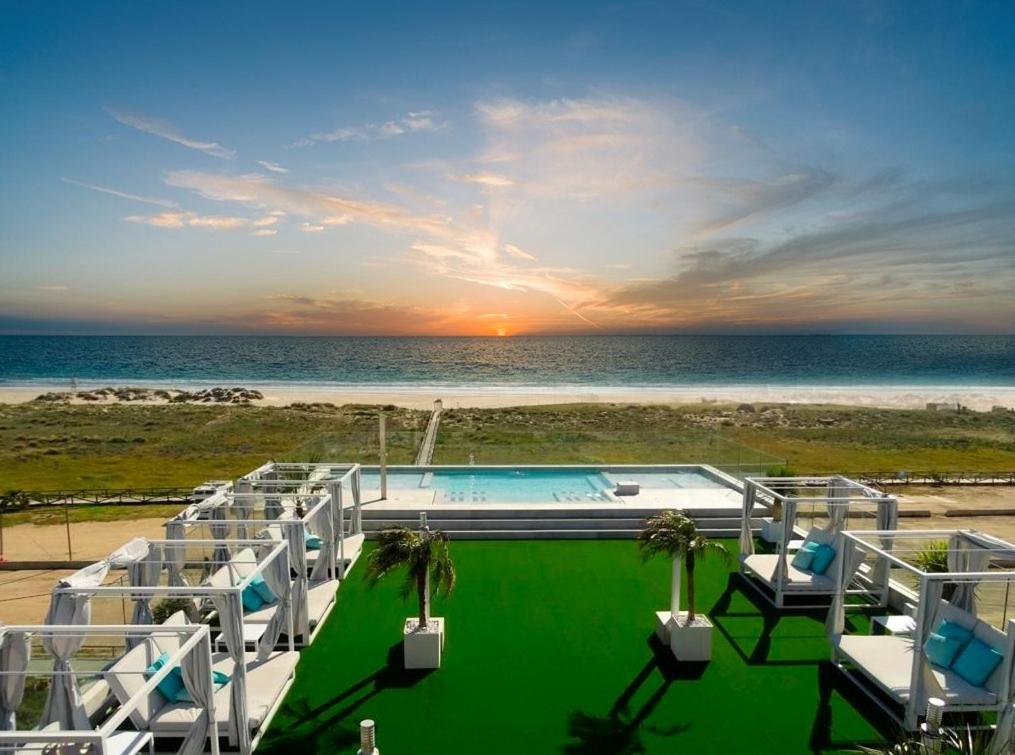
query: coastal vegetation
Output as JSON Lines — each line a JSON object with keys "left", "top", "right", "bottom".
{"left": 1, "top": 401, "right": 1012, "bottom": 507}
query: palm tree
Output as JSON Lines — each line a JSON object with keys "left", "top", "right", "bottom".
{"left": 364, "top": 525, "right": 456, "bottom": 628}
{"left": 639, "top": 510, "right": 729, "bottom": 625}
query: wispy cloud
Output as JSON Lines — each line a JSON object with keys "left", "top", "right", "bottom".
{"left": 61, "top": 177, "right": 177, "bottom": 208}
{"left": 456, "top": 172, "right": 515, "bottom": 187}
{"left": 253, "top": 229, "right": 277, "bottom": 236}
{"left": 107, "top": 108, "right": 236, "bottom": 159}
{"left": 124, "top": 211, "right": 252, "bottom": 229}
{"left": 257, "top": 160, "right": 288, "bottom": 174}
{"left": 36, "top": 285, "right": 69, "bottom": 292}
{"left": 293, "top": 110, "right": 445, "bottom": 147}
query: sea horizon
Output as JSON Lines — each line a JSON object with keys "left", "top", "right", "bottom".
{"left": 2, "top": 333, "right": 1012, "bottom": 389}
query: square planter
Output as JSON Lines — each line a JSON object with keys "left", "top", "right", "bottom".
{"left": 403, "top": 617, "right": 445, "bottom": 669}
{"left": 669, "top": 612, "right": 713, "bottom": 662}
{"left": 654, "top": 611, "right": 675, "bottom": 644}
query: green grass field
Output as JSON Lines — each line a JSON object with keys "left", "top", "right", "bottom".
{"left": 1, "top": 401, "right": 1012, "bottom": 498}
{"left": 259, "top": 540, "right": 892, "bottom": 754}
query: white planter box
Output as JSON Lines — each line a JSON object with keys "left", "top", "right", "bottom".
{"left": 760, "top": 517, "right": 783, "bottom": 544}
{"left": 654, "top": 611, "right": 675, "bottom": 644}
{"left": 669, "top": 612, "right": 713, "bottom": 662}
{"left": 403, "top": 617, "right": 445, "bottom": 669}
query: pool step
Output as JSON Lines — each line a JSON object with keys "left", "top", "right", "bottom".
{"left": 361, "top": 509, "right": 761, "bottom": 540}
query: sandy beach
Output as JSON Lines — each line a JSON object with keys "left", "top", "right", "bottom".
{"left": 1, "top": 384, "right": 1013, "bottom": 410}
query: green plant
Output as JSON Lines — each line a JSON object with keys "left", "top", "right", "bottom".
{"left": 857, "top": 724, "right": 1002, "bottom": 754}
{"left": 913, "top": 540, "right": 949, "bottom": 573}
{"left": 639, "top": 510, "right": 730, "bottom": 624}
{"left": 152, "top": 597, "right": 199, "bottom": 624}
{"left": 364, "top": 525, "right": 456, "bottom": 627}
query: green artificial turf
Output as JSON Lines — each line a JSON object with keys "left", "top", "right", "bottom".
{"left": 259, "top": 540, "right": 894, "bottom": 754}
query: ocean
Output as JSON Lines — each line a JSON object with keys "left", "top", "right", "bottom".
{"left": 0, "top": 335, "right": 1011, "bottom": 390}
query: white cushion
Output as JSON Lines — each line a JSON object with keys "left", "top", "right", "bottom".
{"left": 148, "top": 651, "right": 298, "bottom": 733}
{"left": 835, "top": 635, "right": 998, "bottom": 706}
{"left": 742, "top": 554, "right": 836, "bottom": 591}
{"left": 103, "top": 640, "right": 168, "bottom": 728}
{"left": 308, "top": 580, "right": 338, "bottom": 628}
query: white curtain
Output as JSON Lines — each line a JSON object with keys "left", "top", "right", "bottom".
{"left": 773, "top": 499, "right": 798, "bottom": 591}
{"left": 989, "top": 620, "right": 1015, "bottom": 755}
{"left": 0, "top": 630, "right": 30, "bottom": 731}
{"left": 825, "top": 477, "right": 849, "bottom": 532}
{"left": 257, "top": 545, "right": 293, "bottom": 661}
{"left": 870, "top": 498, "right": 899, "bottom": 593}
{"left": 109, "top": 539, "right": 164, "bottom": 647}
{"left": 738, "top": 482, "right": 756, "bottom": 559}
{"left": 210, "top": 591, "right": 250, "bottom": 753}
{"left": 264, "top": 471, "right": 284, "bottom": 520}
{"left": 177, "top": 631, "right": 215, "bottom": 755}
{"left": 209, "top": 506, "right": 232, "bottom": 566}
{"left": 906, "top": 580, "right": 946, "bottom": 727}
{"left": 233, "top": 480, "right": 254, "bottom": 540}
{"left": 40, "top": 560, "right": 110, "bottom": 730}
{"left": 825, "top": 535, "right": 869, "bottom": 636}
{"left": 284, "top": 524, "right": 310, "bottom": 640}
{"left": 310, "top": 499, "right": 337, "bottom": 582}
{"left": 351, "top": 469, "right": 362, "bottom": 535}
{"left": 165, "top": 517, "right": 190, "bottom": 587}
{"left": 948, "top": 533, "right": 991, "bottom": 614}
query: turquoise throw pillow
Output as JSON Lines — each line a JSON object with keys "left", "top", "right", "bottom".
{"left": 145, "top": 651, "right": 184, "bottom": 702}
{"left": 924, "top": 632, "right": 965, "bottom": 669}
{"left": 952, "top": 638, "right": 1003, "bottom": 687}
{"left": 936, "top": 619, "right": 974, "bottom": 646}
{"left": 304, "top": 530, "right": 323, "bottom": 551}
{"left": 810, "top": 544, "right": 836, "bottom": 575}
{"left": 790, "top": 546, "right": 815, "bottom": 571}
{"left": 241, "top": 583, "right": 265, "bottom": 612}
{"left": 249, "top": 573, "right": 278, "bottom": 605}
{"left": 173, "top": 669, "right": 231, "bottom": 702}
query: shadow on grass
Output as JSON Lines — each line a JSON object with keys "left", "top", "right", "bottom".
{"left": 809, "top": 661, "right": 898, "bottom": 754}
{"left": 563, "top": 635, "right": 692, "bottom": 754}
{"left": 257, "top": 642, "right": 433, "bottom": 754}
{"left": 710, "top": 572, "right": 863, "bottom": 667}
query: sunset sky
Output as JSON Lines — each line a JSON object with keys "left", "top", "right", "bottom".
{"left": 2, "top": 1, "right": 1013, "bottom": 336}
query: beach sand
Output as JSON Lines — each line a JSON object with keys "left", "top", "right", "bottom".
{"left": 1, "top": 384, "right": 1013, "bottom": 410}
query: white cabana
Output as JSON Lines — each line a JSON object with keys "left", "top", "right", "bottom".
{"left": 48, "top": 539, "right": 297, "bottom": 754}
{"left": 829, "top": 529, "right": 1015, "bottom": 750}
{"left": 164, "top": 493, "right": 339, "bottom": 645}
{"left": 738, "top": 475, "right": 898, "bottom": 608}
{"left": 0, "top": 623, "right": 218, "bottom": 755}
{"left": 236, "top": 461, "right": 364, "bottom": 578}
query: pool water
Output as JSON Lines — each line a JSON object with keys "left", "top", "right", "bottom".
{"left": 359, "top": 467, "right": 725, "bottom": 503}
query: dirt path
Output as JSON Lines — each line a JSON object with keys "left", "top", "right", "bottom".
{"left": 0, "top": 517, "right": 167, "bottom": 562}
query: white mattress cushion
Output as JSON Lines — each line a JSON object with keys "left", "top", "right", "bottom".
{"left": 308, "top": 580, "right": 338, "bottom": 627}
{"left": 148, "top": 651, "right": 298, "bottom": 733}
{"left": 103, "top": 640, "right": 168, "bottom": 728}
{"left": 836, "top": 635, "right": 998, "bottom": 706}
{"left": 743, "top": 553, "right": 836, "bottom": 591}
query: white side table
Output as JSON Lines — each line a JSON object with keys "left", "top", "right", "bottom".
{"left": 870, "top": 614, "right": 917, "bottom": 637}
{"left": 215, "top": 622, "right": 269, "bottom": 652}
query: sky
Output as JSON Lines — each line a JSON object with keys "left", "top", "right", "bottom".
{"left": 1, "top": 0, "right": 1013, "bottom": 336}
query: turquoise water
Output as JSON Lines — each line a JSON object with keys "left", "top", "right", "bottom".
{"left": 359, "top": 467, "right": 725, "bottom": 503}
{"left": 0, "top": 334, "right": 1012, "bottom": 388}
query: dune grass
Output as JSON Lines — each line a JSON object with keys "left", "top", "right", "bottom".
{"left": 259, "top": 539, "right": 891, "bottom": 754}
{"left": 1, "top": 402, "right": 1012, "bottom": 498}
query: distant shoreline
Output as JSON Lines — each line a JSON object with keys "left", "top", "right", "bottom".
{"left": 1, "top": 382, "right": 1013, "bottom": 411}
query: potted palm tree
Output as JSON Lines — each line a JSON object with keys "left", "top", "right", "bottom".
{"left": 364, "top": 524, "right": 456, "bottom": 669}
{"left": 640, "top": 510, "right": 729, "bottom": 661}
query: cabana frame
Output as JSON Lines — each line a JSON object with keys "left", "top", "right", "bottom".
{"left": 165, "top": 493, "right": 338, "bottom": 645}
{"left": 0, "top": 624, "right": 218, "bottom": 755}
{"left": 235, "top": 462, "right": 364, "bottom": 578}
{"left": 51, "top": 539, "right": 296, "bottom": 755}
{"left": 829, "top": 529, "right": 1015, "bottom": 746}
{"left": 738, "top": 475, "right": 898, "bottom": 608}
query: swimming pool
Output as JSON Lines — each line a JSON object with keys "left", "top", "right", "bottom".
{"left": 358, "top": 466, "right": 728, "bottom": 504}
